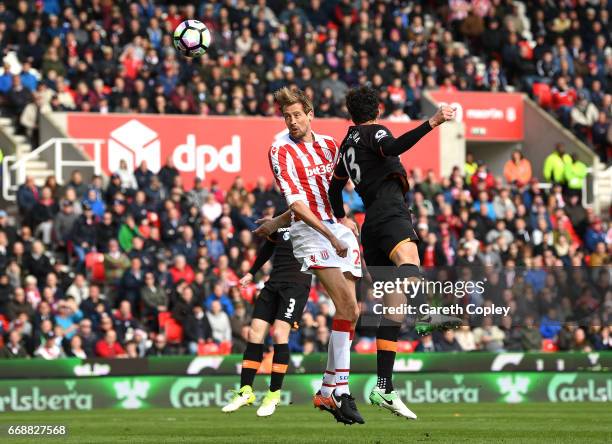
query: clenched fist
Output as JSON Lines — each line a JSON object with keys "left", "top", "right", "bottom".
{"left": 429, "top": 105, "right": 456, "bottom": 128}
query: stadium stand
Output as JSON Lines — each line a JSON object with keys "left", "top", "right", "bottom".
{"left": 0, "top": 1, "right": 610, "bottom": 359}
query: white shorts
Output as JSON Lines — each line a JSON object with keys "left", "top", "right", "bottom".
{"left": 289, "top": 220, "right": 362, "bottom": 278}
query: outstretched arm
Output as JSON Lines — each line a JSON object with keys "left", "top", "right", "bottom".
{"left": 379, "top": 105, "right": 456, "bottom": 157}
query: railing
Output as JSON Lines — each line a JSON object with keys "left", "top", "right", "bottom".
{"left": 2, "top": 138, "right": 104, "bottom": 201}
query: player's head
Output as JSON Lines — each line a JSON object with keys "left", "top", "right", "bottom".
{"left": 346, "top": 86, "right": 380, "bottom": 124}
{"left": 274, "top": 87, "right": 313, "bottom": 140}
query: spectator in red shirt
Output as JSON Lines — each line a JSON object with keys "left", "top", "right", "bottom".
{"left": 551, "top": 76, "right": 577, "bottom": 127}
{"left": 470, "top": 162, "right": 495, "bottom": 195}
{"left": 95, "top": 330, "right": 126, "bottom": 358}
{"left": 169, "top": 255, "right": 195, "bottom": 285}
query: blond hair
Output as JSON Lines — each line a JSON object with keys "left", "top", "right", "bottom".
{"left": 274, "top": 87, "right": 313, "bottom": 114}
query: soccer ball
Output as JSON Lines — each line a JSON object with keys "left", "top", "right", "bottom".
{"left": 173, "top": 20, "right": 212, "bottom": 58}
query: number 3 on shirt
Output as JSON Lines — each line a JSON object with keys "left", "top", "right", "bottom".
{"left": 343, "top": 147, "right": 361, "bottom": 184}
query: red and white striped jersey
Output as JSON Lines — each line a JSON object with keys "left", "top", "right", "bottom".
{"left": 269, "top": 131, "right": 340, "bottom": 221}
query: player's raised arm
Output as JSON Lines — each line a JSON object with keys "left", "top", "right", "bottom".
{"left": 376, "top": 105, "right": 456, "bottom": 157}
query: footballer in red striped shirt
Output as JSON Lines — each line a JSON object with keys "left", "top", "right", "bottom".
{"left": 258, "top": 87, "right": 364, "bottom": 425}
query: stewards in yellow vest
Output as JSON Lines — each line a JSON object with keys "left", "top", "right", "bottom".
{"left": 543, "top": 143, "right": 572, "bottom": 184}
{"left": 464, "top": 151, "right": 478, "bottom": 185}
{"left": 565, "top": 154, "right": 588, "bottom": 192}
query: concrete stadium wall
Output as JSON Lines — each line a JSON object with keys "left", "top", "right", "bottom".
{"left": 439, "top": 121, "right": 465, "bottom": 178}
{"left": 39, "top": 112, "right": 97, "bottom": 183}
{"left": 522, "top": 97, "right": 597, "bottom": 178}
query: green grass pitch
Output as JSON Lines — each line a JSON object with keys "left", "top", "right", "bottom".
{"left": 2, "top": 403, "right": 611, "bottom": 443}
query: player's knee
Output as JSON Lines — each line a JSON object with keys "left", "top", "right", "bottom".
{"left": 272, "top": 329, "right": 289, "bottom": 344}
{"left": 339, "top": 300, "right": 360, "bottom": 324}
{"left": 248, "top": 325, "right": 266, "bottom": 343}
{"left": 391, "top": 242, "right": 420, "bottom": 266}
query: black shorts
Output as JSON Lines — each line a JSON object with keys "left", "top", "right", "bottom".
{"left": 361, "top": 194, "right": 419, "bottom": 267}
{"left": 252, "top": 281, "right": 310, "bottom": 325}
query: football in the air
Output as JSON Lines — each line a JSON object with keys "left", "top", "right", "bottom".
{"left": 173, "top": 20, "right": 212, "bottom": 58}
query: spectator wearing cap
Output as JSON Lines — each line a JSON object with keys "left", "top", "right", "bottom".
{"left": 503, "top": 150, "right": 532, "bottom": 188}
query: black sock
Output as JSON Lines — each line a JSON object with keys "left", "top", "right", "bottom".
{"left": 240, "top": 342, "right": 264, "bottom": 387}
{"left": 270, "top": 343, "right": 289, "bottom": 392}
{"left": 376, "top": 318, "right": 401, "bottom": 394}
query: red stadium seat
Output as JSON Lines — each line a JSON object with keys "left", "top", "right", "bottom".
{"left": 218, "top": 341, "right": 232, "bottom": 355}
{"left": 533, "top": 83, "right": 552, "bottom": 109}
{"left": 0, "top": 314, "right": 9, "bottom": 331}
{"left": 542, "top": 339, "right": 558, "bottom": 352}
{"left": 198, "top": 342, "right": 220, "bottom": 355}
{"left": 85, "top": 252, "right": 105, "bottom": 283}
{"left": 354, "top": 339, "right": 376, "bottom": 353}
{"left": 397, "top": 340, "right": 416, "bottom": 353}
{"left": 164, "top": 318, "right": 184, "bottom": 344}
{"left": 158, "top": 311, "right": 172, "bottom": 328}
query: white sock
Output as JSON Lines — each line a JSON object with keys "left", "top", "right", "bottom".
{"left": 332, "top": 329, "right": 351, "bottom": 395}
{"left": 320, "top": 339, "right": 335, "bottom": 397}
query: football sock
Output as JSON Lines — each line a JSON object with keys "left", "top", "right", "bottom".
{"left": 332, "top": 318, "right": 352, "bottom": 396}
{"left": 320, "top": 338, "right": 335, "bottom": 397}
{"left": 240, "top": 342, "right": 264, "bottom": 387}
{"left": 270, "top": 343, "right": 289, "bottom": 392}
{"left": 376, "top": 318, "right": 401, "bottom": 394}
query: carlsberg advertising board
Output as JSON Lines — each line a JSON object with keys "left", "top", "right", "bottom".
{"left": 0, "top": 373, "right": 610, "bottom": 413}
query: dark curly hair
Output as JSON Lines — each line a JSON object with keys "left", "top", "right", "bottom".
{"left": 345, "top": 86, "right": 380, "bottom": 125}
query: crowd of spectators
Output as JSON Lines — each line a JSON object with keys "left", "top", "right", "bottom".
{"left": 0, "top": 138, "right": 610, "bottom": 359}
{"left": 0, "top": 1, "right": 610, "bottom": 161}
{"left": 0, "top": 0, "right": 609, "bottom": 359}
